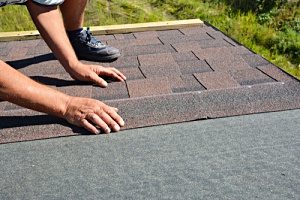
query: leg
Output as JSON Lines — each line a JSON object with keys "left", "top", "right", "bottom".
{"left": 59, "top": 0, "right": 88, "bottom": 31}
{"left": 26, "top": 1, "right": 78, "bottom": 68}
{"left": 58, "top": 0, "right": 120, "bottom": 62}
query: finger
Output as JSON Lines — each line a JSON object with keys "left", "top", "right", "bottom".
{"left": 87, "top": 113, "right": 111, "bottom": 134}
{"left": 89, "top": 73, "right": 108, "bottom": 87}
{"left": 101, "top": 69, "right": 125, "bottom": 82}
{"left": 110, "top": 68, "right": 127, "bottom": 80}
{"left": 105, "top": 107, "right": 125, "bottom": 127}
{"left": 97, "top": 111, "right": 121, "bottom": 132}
{"left": 112, "top": 107, "right": 119, "bottom": 112}
{"left": 81, "top": 119, "right": 101, "bottom": 135}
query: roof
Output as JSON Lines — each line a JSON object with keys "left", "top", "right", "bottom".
{"left": 1, "top": 109, "right": 299, "bottom": 199}
{"left": 0, "top": 22, "right": 299, "bottom": 144}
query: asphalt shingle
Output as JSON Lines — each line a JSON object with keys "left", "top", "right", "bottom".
{"left": 127, "top": 77, "right": 172, "bottom": 98}
{"left": 0, "top": 23, "right": 299, "bottom": 143}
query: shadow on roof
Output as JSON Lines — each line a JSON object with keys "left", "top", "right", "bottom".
{"left": 6, "top": 53, "right": 56, "bottom": 69}
{"left": 0, "top": 114, "right": 88, "bottom": 135}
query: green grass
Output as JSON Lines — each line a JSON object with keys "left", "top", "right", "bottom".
{"left": 0, "top": 0, "right": 299, "bottom": 79}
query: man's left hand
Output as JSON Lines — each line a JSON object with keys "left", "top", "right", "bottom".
{"left": 67, "top": 62, "right": 126, "bottom": 87}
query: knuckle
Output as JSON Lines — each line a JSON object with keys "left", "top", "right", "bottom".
{"left": 85, "top": 73, "right": 94, "bottom": 79}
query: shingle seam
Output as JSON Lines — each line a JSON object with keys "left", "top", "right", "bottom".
{"left": 256, "top": 67, "right": 281, "bottom": 83}
{"left": 124, "top": 81, "right": 131, "bottom": 98}
{"left": 157, "top": 36, "right": 165, "bottom": 45}
{"left": 136, "top": 57, "right": 147, "bottom": 79}
{"left": 192, "top": 73, "right": 208, "bottom": 90}
{"left": 191, "top": 51, "right": 201, "bottom": 61}
{"left": 170, "top": 44, "right": 179, "bottom": 52}
{"left": 206, "top": 32, "right": 216, "bottom": 40}
{"left": 177, "top": 29, "right": 186, "bottom": 35}
{"left": 202, "top": 59, "right": 216, "bottom": 72}
{"left": 222, "top": 38, "right": 236, "bottom": 47}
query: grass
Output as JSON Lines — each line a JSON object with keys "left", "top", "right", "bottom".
{"left": 0, "top": 0, "right": 299, "bottom": 79}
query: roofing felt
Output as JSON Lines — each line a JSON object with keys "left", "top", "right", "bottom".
{"left": 0, "top": 23, "right": 299, "bottom": 144}
{"left": 1, "top": 109, "right": 300, "bottom": 199}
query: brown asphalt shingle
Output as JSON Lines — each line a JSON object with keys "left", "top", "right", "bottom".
{"left": 0, "top": 24, "right": 299, "bottom": 144}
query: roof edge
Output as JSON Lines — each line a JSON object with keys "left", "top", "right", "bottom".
{"left": 0, "top": 19, "right": 203, "bottom": 42}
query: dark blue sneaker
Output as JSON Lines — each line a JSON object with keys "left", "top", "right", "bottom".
{"left": 68, "top": 27, "right": 121, "bottom": 62}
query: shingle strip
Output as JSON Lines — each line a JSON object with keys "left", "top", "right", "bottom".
{"left": 179, "top": 26, "right": 215, "bottom": 35}
{"left": 257, "top": 64, "right": 297, "bottom": 83}
{"left": 177, "top": 60, "right": 212, "bottom": 74}
{"left": 118, "top": 67, "right": 145, "bottom": 80}
{"left": 106, "top": 92, "right": 206, "bottom": 130}
{"left": 156, "top": 29, "right": 184, "bottom": 37}
{"left": 194, "top": 72, "right": 240, "bottom": 89}
{"left": 0, "top": 81, "right": 299, "bottom": 144}
{"left": 138, "top": 53, "right": 176, "bottom": 66}
{"left": 84, "top": 56, "right": 139, "bottom": 68}
{"left": 206, "top": 58, "right": 252, "bottom": 72}
{"left": 159, "top": 33, "right": 212, "bottom": 44}
{"left": 172, "top": 52, "right": 199, "bottom": 62}
{"left": 0, "top": 109, "right": 81, "bottom": 144}
{"left": 133, "top": 31, "right": 158, "bottom": 39}
{"left": 197, "top": 81, "right": 300, "bottom": 118}
{"left": 172, "top": 39, "right": 231, "bottom": 52}
{"left": 193, "top": 47, "right": 245, "bottom": 60}
{"left": 92, "top": 82, "right": 129, "bottom": 101}
{"left": 169, "top": 74, "right": 206, "bottom": 93}
{"left": 95, "top": 34, "right": 115, "bottom": 42}
{"left": 241, "top": 54, "right": 270, "bottom": 67}
{"left": 5, "top": 39, "right": 39, "bottom": 49}
{"left": 139, "top": 62, "right": 181, "bottom": 78}
{"left": 229, "top": 68, "right": 276, "bottom": 85}
{"left": 26, "top": 45, "right": 52, "bottom": 56}
{"left": 122, "top": 44, "right": 176, "bottom": 56}
{"left": 56, "top": 85, "right": 93, "bottom": 98}
{"left": 107, "top": 38, "right": 162, "bottom": 49}
{"left": 114, "top": 33, "right": 135, "bottom": 40}
{"left": 127, "top": 77, "right": 172, "bottom": 98}
{"left": 18, "top": 60, "right": 66, "bottom": 76}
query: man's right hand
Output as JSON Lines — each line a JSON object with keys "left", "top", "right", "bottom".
{"left": 63, "top": 96, "right": 125, "bottom": 134}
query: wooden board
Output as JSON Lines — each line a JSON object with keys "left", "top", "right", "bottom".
{"left": 0, "top": 19, "right": 203, "bottom": 41}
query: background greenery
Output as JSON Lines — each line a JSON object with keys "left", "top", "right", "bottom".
{"left": 0, "top": 0, "right": 299, "bottom": 79}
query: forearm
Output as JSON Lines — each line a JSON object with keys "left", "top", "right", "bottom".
{"left": 0, "top": 60, "right": 69, "bottom": 117}
{"left": 26, "top": 0, "right": 78, "bottom": 71}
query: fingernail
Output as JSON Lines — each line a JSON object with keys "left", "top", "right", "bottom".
{"left": 114, "top": 124, "right": 120, "bottom": 131}
{"left": 103, "top": 81, "right": 108, "bottom": 87}
{"left": 96, "top": 129, "right": 101, "bottom": 134}
{"left": 105, "top": 127, "right": 111, "bottom": 134}
{"left": 120, "top": 119, "right": 125, "bottom": 126}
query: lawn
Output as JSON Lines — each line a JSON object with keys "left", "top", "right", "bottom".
{"left": 0, "top": 0, "right": 299, "bottom": 79}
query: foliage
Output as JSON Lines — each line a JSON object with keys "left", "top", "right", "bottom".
{"left": 149, "top": 0, "right": 300, "bottom": 78}
{"left": 0, "top": 6, "right": 35, "bottom": 31}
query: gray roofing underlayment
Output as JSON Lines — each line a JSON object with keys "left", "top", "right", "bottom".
{"left": 0, "top": 22, "right": 299, "bottom": 199}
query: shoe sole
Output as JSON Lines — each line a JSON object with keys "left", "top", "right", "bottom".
{"left": 77, "top": 52, "right": 121, "bottom": 63}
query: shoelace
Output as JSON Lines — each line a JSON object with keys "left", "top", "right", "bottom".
{"left": 85, "top": 27, "right": 104, "bottom": 47}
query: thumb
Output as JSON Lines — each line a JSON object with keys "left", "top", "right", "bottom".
{"left": 89, "top": 72, "right": 108, "bottom": 87}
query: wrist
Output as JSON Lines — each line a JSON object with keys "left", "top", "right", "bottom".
{"left": 64, "top": 59, "right": 80, "bottom": 71}
{"left": 57, "top": 93, "right": 72, "bottom": 119}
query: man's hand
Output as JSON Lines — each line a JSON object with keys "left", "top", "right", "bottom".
{"left": 64, "top": 96, "right": 125, "bottom": 134}
{"left": 67, "top": 62, "right": 126, "bottom": 87}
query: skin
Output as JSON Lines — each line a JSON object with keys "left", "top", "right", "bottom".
{"left": 0, "top": 0, "right": 126, "bottom": 134}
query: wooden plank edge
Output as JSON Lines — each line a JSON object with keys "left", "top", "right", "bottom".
{"left": 91, "top": 19, "right": 203, "bottom": 35}
{"left": 0, "top": 31, "right": 40, "bottom": 42}
{"left": 0, "top": 19, "right": 203, "bottom": 41}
